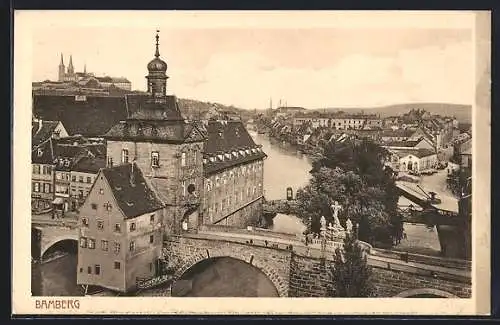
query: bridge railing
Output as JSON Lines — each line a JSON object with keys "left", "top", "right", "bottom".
{"left": 371, "top": 247, "right": 471, "bottom": 270}
{"left": 198, "top": 224, "right": 302, "bottom": 242}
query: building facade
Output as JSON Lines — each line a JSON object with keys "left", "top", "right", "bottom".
{"left": 202, "top": 120, "right": 266, "bottom": 227}
{"left": 397, "top": 149, "right": 438, "bottom": 173}
{"left": 76, "top": 164, "right": 164, "bottom": 292}
{"left": 31, "top": 140, "right": 55, "bottom": 214}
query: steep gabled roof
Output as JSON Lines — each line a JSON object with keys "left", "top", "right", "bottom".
{"left": 32, "top": 120, "right": 62, "bottom": 147}
{"left": 72, "top": 156, "right": 106, "bottom": 174}
{"left": 31, "top": 138, "right": 55, "bottom": 165}
{"left": 101, "top": 163, "right": 164, "bottom": 219}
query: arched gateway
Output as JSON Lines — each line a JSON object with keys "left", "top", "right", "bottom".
{"left": 395, "top": 288, "right": 459, "bottom": 298}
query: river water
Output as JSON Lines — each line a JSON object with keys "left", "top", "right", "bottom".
{"left": 32, "top": 133, "right": 311, "bottom": 296}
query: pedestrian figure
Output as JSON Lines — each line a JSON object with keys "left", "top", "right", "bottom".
{"left": 264, "top": 240, "right": 268, "bottom": 247}
{"left": 403, "top": 232, "right": 408, "bottom": 240}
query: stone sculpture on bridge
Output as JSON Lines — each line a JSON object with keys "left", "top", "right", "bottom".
{"left": 346, "top": 218, "right": 353, "bottom": 233}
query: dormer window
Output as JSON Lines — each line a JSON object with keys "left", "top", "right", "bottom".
{"left": 218, "top": 154, "right": 223, "bottom": 161}
{"left": 225, "top": 153, "right": 231, "bottom": 159}
{"left": 203, "top": 158, "right": 207, "bottom": 164}
{"left": 64, "top": 159, "right": 70, "bottom": 167}
{"left": 37, "top": 148, "right": 43, "bottom": 157}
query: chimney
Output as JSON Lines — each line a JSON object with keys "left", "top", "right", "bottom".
{"left": 130, "top": 162, "right": 135, "bottom": 187}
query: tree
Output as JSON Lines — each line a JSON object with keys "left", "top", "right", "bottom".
{"left": 328, "top": 233, "right": 375, "bottom": 297}
{"left": 297, "top": 138, "right": 402, "bottom": 245}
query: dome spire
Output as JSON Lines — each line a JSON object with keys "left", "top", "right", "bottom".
{"left": 155, "top": 29, "right": 160, "bottom": 58}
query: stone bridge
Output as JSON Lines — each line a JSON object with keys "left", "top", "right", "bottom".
{"left": 152, "top": 227, "right": 471, "bottom": 298}
{"left": 32, "top": 215, "right": 79, "bottom": 260}
{"left": 31, "top": 214, "right": 471, "bottom": 298}
{"left": 262, "top": 199, "right": 299, "bottom": 216}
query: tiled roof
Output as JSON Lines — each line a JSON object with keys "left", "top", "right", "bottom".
{"left": 103, "top": 120, "right": 205, "bottom": 143}
{"left": 31, "top": 138, "right": 55, "bottom": 165}
{"left": 203, "top": 120, "right": 266, "bottom": 175}
{"left": 383, "top": 139, "right": 423, "bottom": 148}
{"left": 204, "top": 120, "right": 258, "bottom": 154}
{"left": 102, "top": 163, "right": 164, "bottom": 219}
{"left": 72, "top": 156, "right": 106, "bottom": 174}
{"left": 32, "top": 120, "right": 61, "bottom": 147}
{"left": 394, "top": 148, "right": 437, "bottom": 159}
{"left": 125, "top": 94, "right": 184, "bottom": 121}
{"left": 33, "top": 95, "right": 128, "bottom": 137}
{"left": 380, "top": 129, "right": 415, "bottom": 137}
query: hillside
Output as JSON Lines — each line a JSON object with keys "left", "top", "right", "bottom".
{"left": 313, "top": 103, "right": 472, "bottom": 123}
{"left": 177, "top": 98, "right": 251, "bottom": 121}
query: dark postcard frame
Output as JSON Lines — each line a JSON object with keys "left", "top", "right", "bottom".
{"left": 4, "top": 0, "right": 498, "bottom": 321}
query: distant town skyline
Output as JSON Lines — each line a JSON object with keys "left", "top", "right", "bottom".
{"left": 29, "top": 11, "right": 475, "bottom": 110}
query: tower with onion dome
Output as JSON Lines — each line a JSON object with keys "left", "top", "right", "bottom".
{"left": 146, "top": 30, "right": 169, "bottom": 98}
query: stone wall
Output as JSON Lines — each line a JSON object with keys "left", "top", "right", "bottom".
{"left": 288, "top": 254, "right": 333, "bottom": 297}
{"left": 371, "top": 267, "right": 471, "bottom": 298}
{"left": 164, "top": 236, "right": 291, "bottom": 297}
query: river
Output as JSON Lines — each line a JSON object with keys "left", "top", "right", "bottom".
{"left": 32, "top": 132, "right": 311, "bottom": 296}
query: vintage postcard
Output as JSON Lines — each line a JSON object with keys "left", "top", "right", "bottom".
{"left": 12, "top": 10, "right": 490, "bottom": 315}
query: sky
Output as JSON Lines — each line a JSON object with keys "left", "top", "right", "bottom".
{"left": 28, "top": 11, "right": 476, "bottom": 110}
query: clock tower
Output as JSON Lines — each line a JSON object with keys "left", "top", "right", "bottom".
{"left": 103, "top": 31, "right": 206, "bottom": 235}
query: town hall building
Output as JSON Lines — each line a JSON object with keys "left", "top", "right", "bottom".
{"left": 77, "top": 32, "right": 266, "bottom": 293}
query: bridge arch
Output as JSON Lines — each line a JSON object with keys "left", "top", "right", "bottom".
{"left": 174, "top": 247, "right": 288, "bottom": 297}
{"left": 41, "top": 234, "right": 79, "bottom": 260}
{"left": 394, "top": 288, "right": 458, "bottom": 298}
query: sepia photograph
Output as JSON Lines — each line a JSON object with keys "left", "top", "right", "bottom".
{"left": 13, "top": 10, "right": 490, "bottom": 315}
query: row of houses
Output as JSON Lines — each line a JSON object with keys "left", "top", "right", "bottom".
{"left": 32, "top": 120, "right": 106, "bottom": 215}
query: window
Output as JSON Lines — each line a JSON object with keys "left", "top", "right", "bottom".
{"left": 32, "top": 164, "right": 40, "bottom": 174}
{"left": 94, "top": 265, "right": 101, "bottom": 275}
{"left": 79, "top": 268, "right": 83, "bottom": 273}
{"left": 44, "top": 183, "right": 51, "bottom": 193}
{"left": 88, "top": 239, "right": 96, "bottom": 249}
{"left": 97, "top": 221, "right": 104, "bottom": 230}
{"left": 114, "top": 261, "right": 121, "bottom": 270}
{"left": 82, "top": 218, "right": 89, "bottom": 227}
{"left": 114, "top": 223, "right": 121, "bottom": 233}
{"left": 80, "top": 237, "right": 87, "bottom": 248}
{"left": 150, "top": 214, "right": 155, "bottom": 223}
{"left": 181, "top": 181, "right": 186, "bottom": 196}
{"left": 129, "top": 241, "right": 135, "bottom": 252}
{"left": 99, "top": 188, "right": 104, "bottom": 195}
{"left": 122, "top": 149, "right": 129, "bottom": 164}
{"left": 114, "top": 242, "right": 121, "bottom": 254}
{"left": 86, "top": 177, "right": 92, "bottom": 184}
{"left": 91, "top": 203, "right": 97, "bottom": 210}
{"left": 101, "top": 240, "right": 108, "bottom": 251}
{"left": 130, "top": 223, "right": 136, "bottom": 231}
{"left": 72, "top": 175, "right": 76, "bottom": 182}
{"left": 149, "top": 235, "right": 154, "bottom": 244}
{"left": 33, "top": 182, "right": 39, "bottom": 192}
{"left": 78, "top": 190, "right": 84, "bottom": 199}
{"left": 104, "top": 202, "right": 112, "bottom": 211}
{"left": 151, "top": 151, "right": 159, "bottom": 167}
{"left": 79, "top": 176, "right": 83, "bottom": 183}
{"left": 87, "top": 266, "right": 92, "bottom": 274}
{"left": 181, "top": 152, "right": 186, "bottom": 166}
